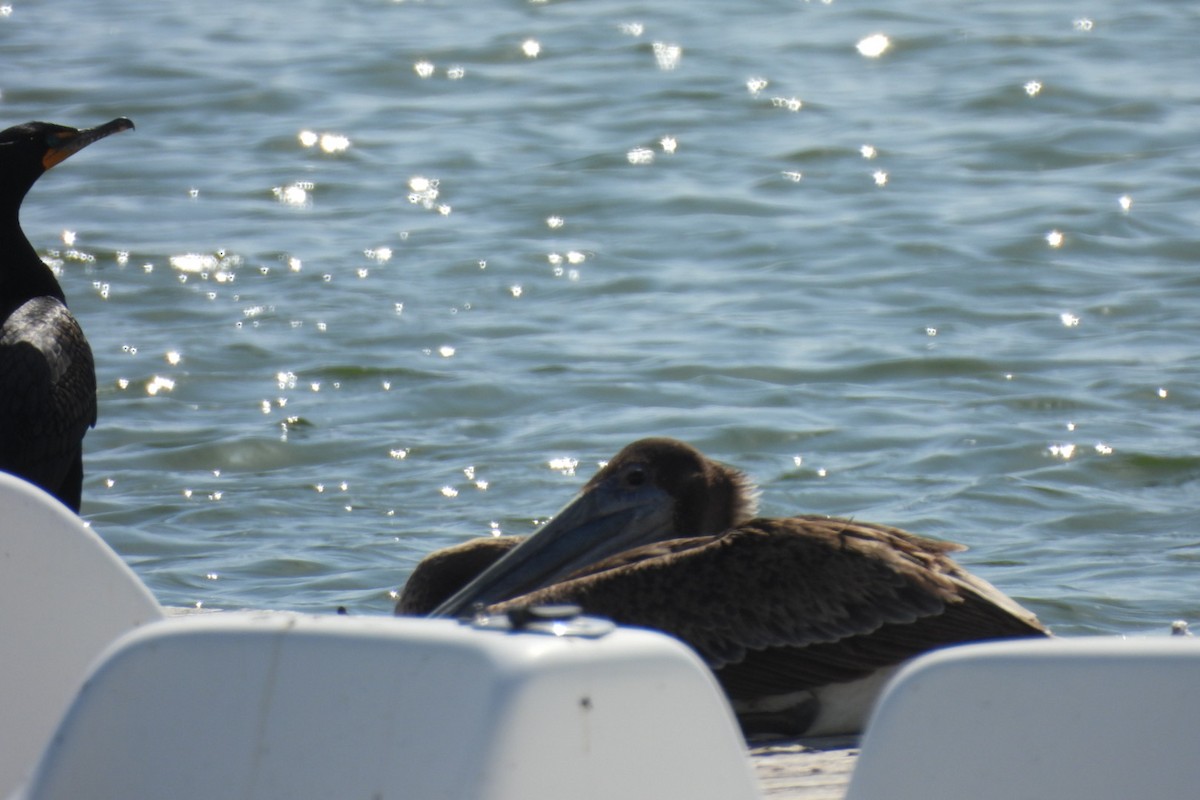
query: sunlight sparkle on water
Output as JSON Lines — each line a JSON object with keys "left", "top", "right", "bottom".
{"left": 746, "top": 78, "right": 769, "bottom": 96}
{"left": 1024, "top": 80, "right": 1043, "bottom": 97}
{"left": 861, "top": 144, "right": 877, "bottom": 159}
{"left": 1060, "top": 312, "right": 1080, "bottom": 327}
{"left": 549, "top": 457, "right": 578, "bottom": 476}
{"left": 521, "top": 39, "right": 541, "bottom": 58}
{"left": 619, "top": 22, "right": 644, "bottom": 37}
{"left": 660, "top": 136, "right": 677, "bottom": 154}
{"left": 856, "top": 34, "right": 890, "bottom": 58}
{"left": 408, "top": 176, "right": 442, "bottom": 210}
{"left": 1046, "top": 229, "right": 1064, "bottom": 248}
{"left": 1049, "top": 443, "right": 1076, "bottom": 460}
{"left": 771, "top": 96, "right": 803, "bottom": 112}
{"left": 298, "top": 130, "right": 350, "bottom": 153}
{"left": 273, "top": 182, "right": 313, "bottom": 208}
{"left": 414, "top": 60, "right": 435, "bottom": 78}
{"left": 652, "top": 42, "right": 682, "bottom": 70}
{"left": 872, "top": 170, "right": 888, "bottom": 187}
{"left": 145, "top": 376, "right": 176, "bottom": 396}
{"left": 319, "top": 134, "right": 350, "bottom": 153}
{"left": 782, "top": 171, "right": 803, "bottom": 182}
{"left": 165, "top": 351, "right": 181, "bottom": 366}
{"left": 627, "top": 147, "right": 655, "bottom": 165}
{"left": 1118, "top": 195, "right": 1133, "bottom": 212}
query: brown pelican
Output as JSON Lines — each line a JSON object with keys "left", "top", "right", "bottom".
{"left": 397, "top": 437, "right": 1049, "bottom": 736}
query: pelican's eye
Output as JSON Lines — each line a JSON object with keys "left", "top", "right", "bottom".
{"left": 624, "top": 464, "right": 647, "bottom": 488}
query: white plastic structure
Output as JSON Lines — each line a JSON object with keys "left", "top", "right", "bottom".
{"left": 846, "top": 636, "right": 1200, "bottom": 800}
{"left": 0, "top": 473, "right": 162, "bottom": 798}
{"left": 21, "top": 611, "right": 761, "bottom": 800}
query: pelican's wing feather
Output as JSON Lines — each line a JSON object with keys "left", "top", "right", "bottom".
{"left": 496, "top": 515, "right": 1047, "bottom": 694}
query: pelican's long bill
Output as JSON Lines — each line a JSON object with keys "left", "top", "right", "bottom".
{"left": 429, "top": 477, "right": 675, "bottom": 618}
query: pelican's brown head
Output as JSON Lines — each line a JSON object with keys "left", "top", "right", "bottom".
{"left": 583, "top": 437, "right": 759, "bottom": 537}
{"left": 429, "top": 437, "right": 759, "bottom": 617}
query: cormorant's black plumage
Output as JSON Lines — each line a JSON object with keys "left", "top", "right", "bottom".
{"left": 0, "top": 118, "right": 133, "bottom": 511}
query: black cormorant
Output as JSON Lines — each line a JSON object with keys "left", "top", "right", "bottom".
{"left": 0, "top": 118, "right": 133, "bottom": 511}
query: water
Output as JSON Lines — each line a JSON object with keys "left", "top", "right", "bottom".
{"left": 4, "top": 0, "right": 1199, "bottom": 634}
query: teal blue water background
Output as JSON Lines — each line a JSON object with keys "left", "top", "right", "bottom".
{"left": 5, "top": 0, "right": 1199, "bottom": 633}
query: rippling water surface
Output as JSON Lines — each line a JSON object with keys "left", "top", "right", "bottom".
{"left": 5, "top": 0, "right": 1199, "bottom": 633}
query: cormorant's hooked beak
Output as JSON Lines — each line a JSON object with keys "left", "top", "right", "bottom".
{"left": 429, "top": 477, "right": 676, "bottom": 618}
{"left": 43, "top": 117, "right": 134, "bottom": 170}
